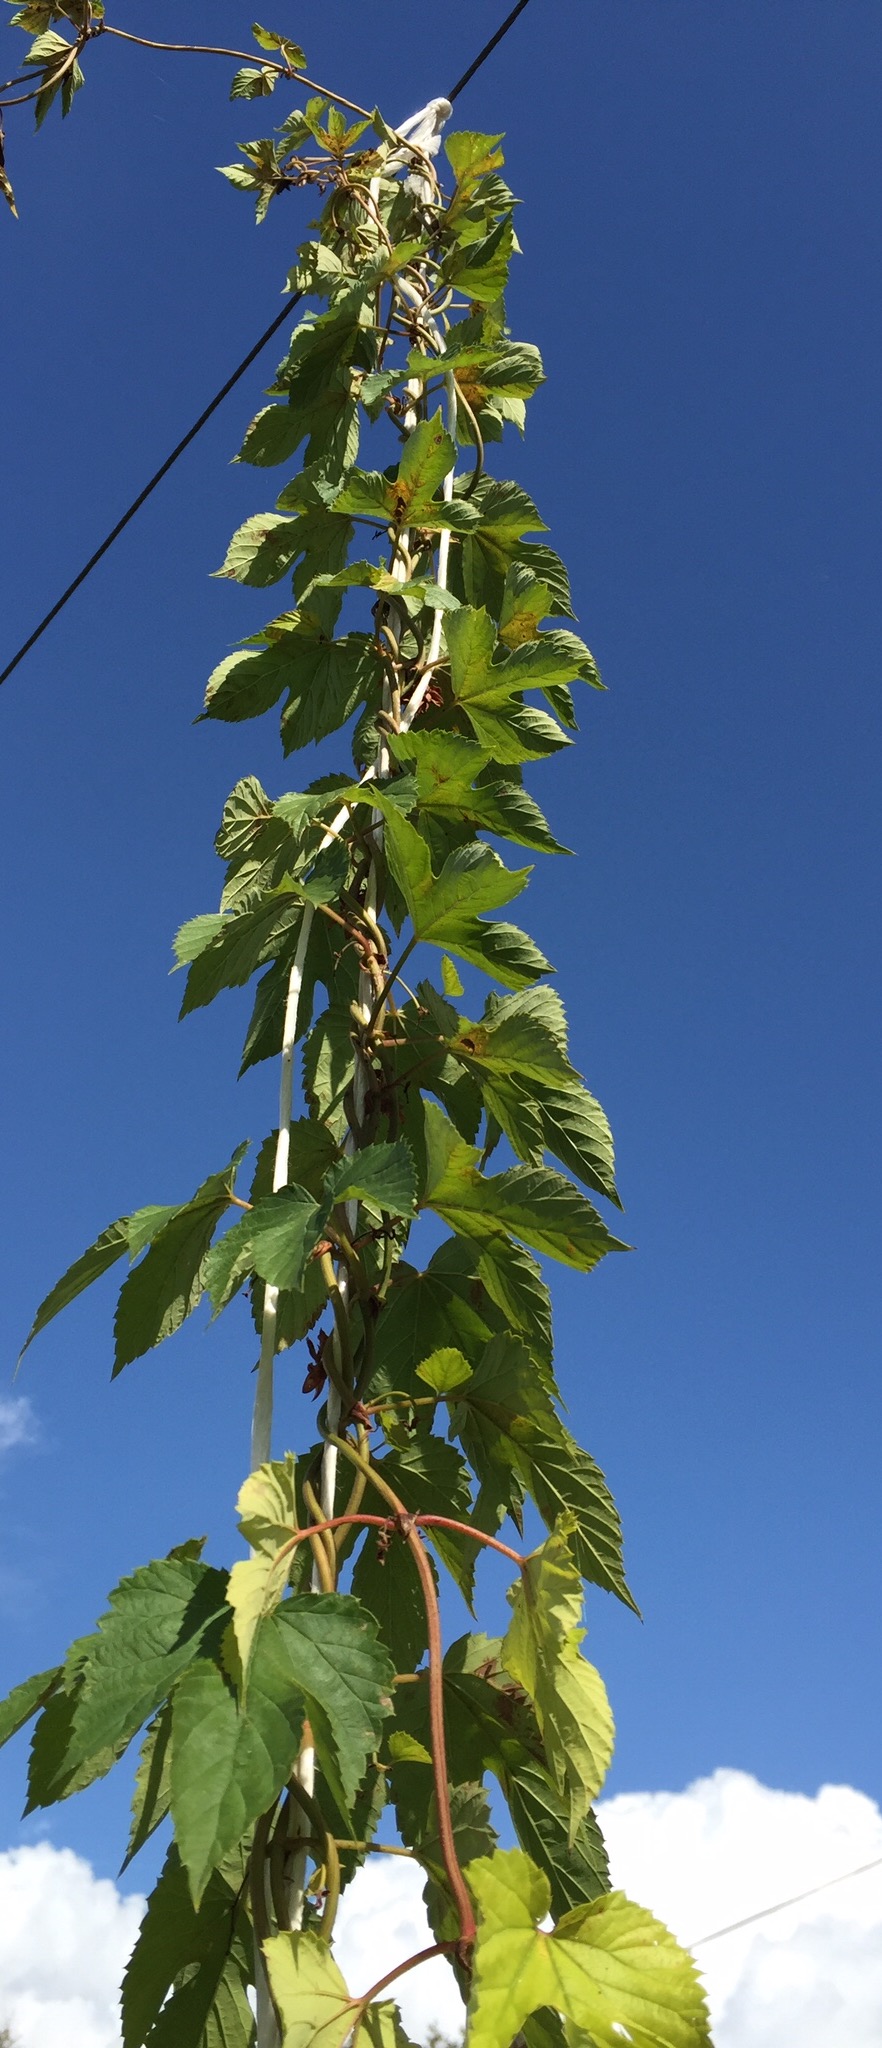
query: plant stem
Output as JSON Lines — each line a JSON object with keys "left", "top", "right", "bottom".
{"left": 333, "top": 1439, "right": 370, "bottom": 1553}
{"left": 326, "top": 1436, "right": 477, "bottom": 1947}
{"left": 300, "top": 1474, "right": 337, "bottom": 1592}
{"left": 288, "top": 1723, "right": 317, "bottom": 1942}
{"left": 416, "top": 1515, "right": 527, "bottom": 1568}
{"left": 1, "top": 33, "right": 84, "bottom": 109}
{"left": 354, "top": 1942, "right": 456, "bottom": 2013}
{"left": 406, "top": 1529, "right": 477, "bottom": 1943}
{"left": 98, "top": 25, "right": 374, "bottom": 119}
{"left": 251, "top": 1808, "right": 282, "bottom": 2043}
{"left": 287, "top": 1778, "right": 342, "bottom": 1941}
{"left": 249, "top": 157, "right": 463, "bottom": 2031}
{"left": 318, "top": 1253, "right": 356, "bottom": 1403}
{"left": 100, "top": 26, "right": 291, "bottom": 67}
{"left": 366, "top": 935, "right": 418, "bottom": 1032}
{"left": 335, "top": 1839, "right": 416, "bottom": 1856}
{"left": 271, "top": 1508, "right": 528, "bottom": 1579}
{"left": 268, "top": 1795, "right": 293, "bottom": 1933}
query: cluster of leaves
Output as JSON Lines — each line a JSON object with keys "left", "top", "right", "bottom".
{"left": 0, "top": 14, "right": 316, "bottom": 213}
{"left": 1, "top": 1, "right": 101, "bottom": 148}
{"left": 2, "top": 63, "right": 711, "bottom": 2048}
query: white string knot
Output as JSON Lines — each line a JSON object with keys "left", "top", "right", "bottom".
{"left": 391, "top": 96, "right": 452, "bottom": 196}
{"left": 394, "top": 95, "right": 452, "bottom": 155}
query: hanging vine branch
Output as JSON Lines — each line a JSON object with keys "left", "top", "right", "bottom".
{"left": 1, "top": 16, "right": 713, "bottom": 2048}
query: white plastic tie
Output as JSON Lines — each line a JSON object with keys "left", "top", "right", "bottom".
{"left": 392, "top": 96, "right": 452, "bottom": 197}
{"left": 393, "top": 96, "right": 452, "bottom": 155}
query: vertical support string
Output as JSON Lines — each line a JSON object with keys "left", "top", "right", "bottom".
{"left": 253, "top": 126, "right": 456, "bottom": 2035}
{"left": 251, "top": 911, "right": 313, "bottom": 1473}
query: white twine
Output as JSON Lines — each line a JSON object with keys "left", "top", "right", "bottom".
{"left": 253, "top": 104, "right": 454, "bottom": 2037}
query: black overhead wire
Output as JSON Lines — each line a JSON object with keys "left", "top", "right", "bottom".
{"left": 0, "top": 296, "right": 303, "bottom": 691}
{"left": 447, "top": 0, "right": 533, "bottom": 104}
{"left": 0, "top": 0, "right": 534, "bottom": 691}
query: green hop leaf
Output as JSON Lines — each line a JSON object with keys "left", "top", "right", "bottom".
{"left": 503, "top": 1523, "right": 615, "bottom": 1836}
{"left": 467, "top": 1847, "right": 711, "bottom": 2048}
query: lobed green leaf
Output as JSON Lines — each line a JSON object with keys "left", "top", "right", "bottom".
{"left": 467, "top": 1847, "right": 711, "bottom": 2048}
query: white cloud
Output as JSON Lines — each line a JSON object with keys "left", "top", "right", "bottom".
{"left": 0, "top": 1398, "right": 35, "bottom": 1453}
{"left": 1, "top": 1771, "right": 881, "bottom": 2046}
{"left": 0, "top": 1843, "right": 143, "bottom": 2048}
{"left": 339, "top": 1771, "right": 882, "bottom": 2044}
{"left": 334, "top": 1852, "right": 463, "bottom": 2040}
{"left": 599, "top": 1768, "right": 882, "bottom": 2047}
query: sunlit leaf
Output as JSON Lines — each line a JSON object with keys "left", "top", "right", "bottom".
{"left": 264, "top": 1930, "right": 353, "bottom": 2048}
{"left": 467, "top": 1847, "right": 711, "bottom": 2048}
{"left": 503, "top": 1524, "right": 615, "bottom": 1836}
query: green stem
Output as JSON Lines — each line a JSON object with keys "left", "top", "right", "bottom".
{"left": 319, "top": 1252, "right": 356, "bottom": 1396}
{"left": 453, "top": 379, "right": 486, "bottom": 496}
{"left": 351, "top": 1302, "right": 377, "bottom": 1406}
{"left": 376, "top": 1223, "right": 400, "bottom": 1307}
{"left": 364, "top": 1391, "right": 438, "bottom": 1410}
{"left": 334, "top": 1838, "right": 416, "bottom": 1856}
{"left": 301, "top": 1473, "right": 337, "bottom": 1591}
{"left": 366, "top": 935, "right": 418, "bottom": 1033}
{"left": 249, "top": 1807, "right": 276, "bottom": 1948}
{"left": 268, "top": 1794, "right": 293, "bottom": 1933}
{"left": 287, "top": 1778, "right": 342, "bottom": 1942}
{"left": 325, "top": 1220, "right": 367, "bottom": 1292}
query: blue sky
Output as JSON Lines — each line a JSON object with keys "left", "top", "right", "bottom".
{"left": 0, "top": 0, "right": 879, "bottom": 1899}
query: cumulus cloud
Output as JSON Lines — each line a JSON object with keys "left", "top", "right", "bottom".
{"left": 334, "top": 1852, "right": 463, "bottom": 2040}
{"left": 1, "top": 1771, "right": 880, "bottom": 2046}
{"left": 599, "top": 1767, "right": 882, "bottom": 2047}
{"left": 0, "top": 1842, "right": 143, "bottom": 2048}
{"left": 335, "top": 1770, "right": 882, "bottom": 2044}
{"left": 0, "top": 1397, "right": 35, "bottom": 1454}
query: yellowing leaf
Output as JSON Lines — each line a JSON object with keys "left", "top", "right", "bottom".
{"left": 333, "top": 418, "right": 476, "bottom": 535}
{"left": 252, "top": 25, "right": 307, "bottom": 67}
{"left": 228, "top": 1454, "right": 299, "bottom": 1674}
{"left": 503, "top": 1524, "right": 615, "bottom": 1837}
{"left": 467, "top": 1848, "right": 711, "bottom": 2048}
{"left": 237, "top": 1453, "right": 298, "bottom": 1553}
{"left": 265, "top": 1930, "right": 354, "bottom": 2048}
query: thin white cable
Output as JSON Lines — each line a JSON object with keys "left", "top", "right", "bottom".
{"left": 690, "top": 1852, "right": 882, "bottom": 1949}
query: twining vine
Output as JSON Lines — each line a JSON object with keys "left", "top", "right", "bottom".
{"left": 1, "top": 12, "right": 712, "bottom": 2048}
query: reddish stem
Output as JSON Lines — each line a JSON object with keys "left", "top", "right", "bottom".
{"left": 280, "top": 1508, "right": 527, "bottom": 1572}
{"left": 326, "top": 1437, "right": 477, "bottom": 1948}
{"left": 402, "top": 1521, "right": 476, "bottom": 1944}
{"left": 417, "top": 1515, "right": 526, "bottom": 1567}
{"left": 354, "top": 1941, "right": 455, "bottom": 2011}
{"left": 265, "top": 1495, "right": 523, "bottom": 1949}
{"left": 273, "top": 1511, "right": 389, "bottom": 1567}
